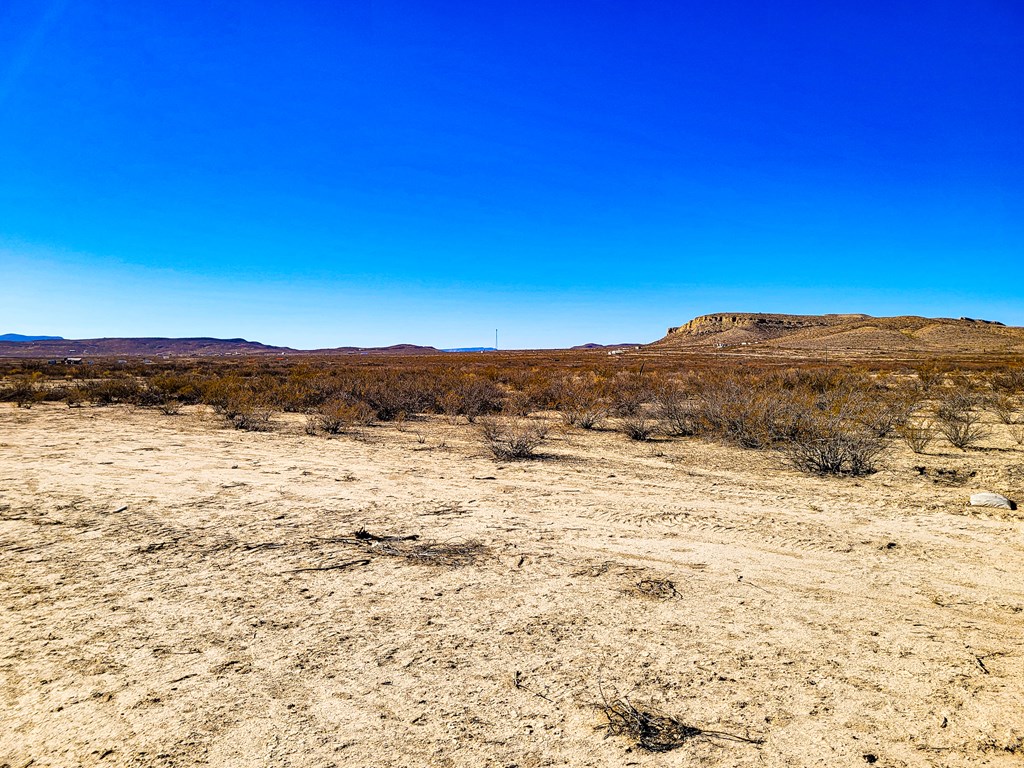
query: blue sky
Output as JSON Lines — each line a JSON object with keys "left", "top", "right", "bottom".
{"left": 1, "top": 1, "right": 1021, "bottom": 348}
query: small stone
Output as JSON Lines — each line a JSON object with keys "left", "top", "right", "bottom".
{"left": 969, "top": 492, "right": 1016, "bottom": 510}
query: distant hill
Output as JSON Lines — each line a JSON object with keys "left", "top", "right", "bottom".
{"left": 0, "top": 337, "right": 441, "bottom": 358}
{"left": 570, "top": 342, "right": 643, "bottom": 350}
{"left": 649, "top": 313, "right": 1024, "bottom": 356}
{"left": 0, "top": 334, "right": 64, "bottom": 342}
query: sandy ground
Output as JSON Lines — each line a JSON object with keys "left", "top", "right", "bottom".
{"left": 2, "top": 403, "right": 1023, "bottom": 767}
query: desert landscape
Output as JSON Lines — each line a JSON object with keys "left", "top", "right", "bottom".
{"left": 2, "top": 321, "right": 1023, "bottom": 767}
{"left": 5, "top": 0, "right": 1019, "bottom": 762}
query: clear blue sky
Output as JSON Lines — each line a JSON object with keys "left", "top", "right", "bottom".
{"left": 1, "top": 0, "right": 1021, "bottom": 348}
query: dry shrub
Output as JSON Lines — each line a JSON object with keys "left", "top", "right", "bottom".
{"left": 915, "top": 365, "right": 946, "bottom": 392}
{"left": 784, "top": 386, "right": 885, "bottom": 475}
{"left": 63, "top": 386, "right": 87, "bottom": 408}
{"left": 1009, "top": 423, "right": 1024, "bottom": 446}
{"left": 4, "top": 374, "right": 43, "bottom": 408}
{"left": 223, "top": 389, "right": 274, "bottom": 431}
{"left": 935, "top": 392, "right": 988, "bottom": 450}
{"left": 436, "top": 374, "right": 503, "bottom": 423}
{"left": 608, "top": 369, "right": 654, "bottom": 417}
{"left": 986, "top": 393, "right": 1019, "bottom": 425}
{"left": 990, "top": 369, "right": 1024, "bottom": 395}
{"left": 159, "top": 398, "right": 183, "bottom": 415}
{"left": 82, "top": 376, "right": 144, "bottom": 405}
{"left": 479, "top": 415, "right": 549, "bottom": 459}
{"left": 619, "top": 410, "right": 658, "bottom": 441}
{"left": 696, "top": 373, "right": 811, "bottom": 448}
{"left": 899, "top": 420, "right": 935, "bottom": 454}
{"left": 786, "top": 428, "right": 884, "bottom": 476}
{"left": 855, "top": 386, "right": 921, "bottom": 438}
{"left": 437, "top": 389, "right": 464, "bottom": 424}
{"left": 655, "top": 378, "right": 699, "bottom": 436}
{"left": 306, "top": 398, "right": 374, "bottom": 434}
{"left": 555, "top": 373, "right": 609, "bottom": 429}
{"left": 356, "top": 371, "right": 434, "bottom": 421}
{"left": 499, "top": 390, "right": 536, "bottom": 417}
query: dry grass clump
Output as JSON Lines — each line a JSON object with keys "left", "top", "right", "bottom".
{"left": 633, "top": 577, "right": 681, "bottom": 600}
{"left": 478, "top": 415, "right": 549, "bottom": 459}
{"left": 598, "top": 696, "right": 763, "bottom": 753}
{"left": 599, "top": 699, "right": 703, "bottom": 752}
{"left": 349, "top": 528, "right": 488, "bottom": 566}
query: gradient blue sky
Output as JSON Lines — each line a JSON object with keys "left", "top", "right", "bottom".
{"left": 1, "top": 1, "right": 1021, "bottom": 348}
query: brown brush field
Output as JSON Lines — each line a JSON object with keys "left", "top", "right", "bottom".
{"left": 2, "top": 350, "right": 1023, "bottom": 767}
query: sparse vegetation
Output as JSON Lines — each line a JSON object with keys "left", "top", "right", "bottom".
{"left": 655, "top": 378, "right": 699, "bottom": 436}
{"left": 786, "top": 428, "right": 884, "bottom": 476}
{"left": 1009, "top": 423, "right": 1024, "bottom": 446}
{"left": 3, "top": 352, "right": 1023, "bottom": 474}
{"left": 305, "top": 398, "right": 374, "bottom": 435}
{"left": 598, "top": 696, "right": 763, "bottom": 753}
{"left": 479, "top": 415, "right": 549, "bottom": 459}
{"left": 6, "top": 374, "right": 43, "bottom": 408}
{"left": 619, "top": 411, "right": 658, "bottom": 441}
{"left": 554, "top": 373, "right": 609, "bottom": 429}
{"left": 899, "top": 420, "right": 936, "bottom": 454}
{"left": 4, "top": 345, "right": 1023, "bottom": 767}
{"left": 935, "top": 392, "right": 989, "bottom": 450}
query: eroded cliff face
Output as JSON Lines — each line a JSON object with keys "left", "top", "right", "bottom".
{"left": 666, "top": 313, "right": 865, "bottom": 337}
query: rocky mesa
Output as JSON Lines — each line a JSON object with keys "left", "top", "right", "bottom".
{"left": 651, "top": 312, "right": 1023, "bottom": 356}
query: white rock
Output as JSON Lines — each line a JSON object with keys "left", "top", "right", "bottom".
{"left": 969, "top": 492, "right": 1016, "bottom": 510}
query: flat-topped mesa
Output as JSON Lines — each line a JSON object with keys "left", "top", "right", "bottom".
{"left": 666, "top": 312, "right": 867, "bottom": 338}
{"left": 654, "top": 311, "right": 1024, "bottom": 355}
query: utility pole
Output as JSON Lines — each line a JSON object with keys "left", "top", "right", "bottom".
{"left": 495, "top": 329, "right": 498, "bottom": 351}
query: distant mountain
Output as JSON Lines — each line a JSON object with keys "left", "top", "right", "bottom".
{"left": 570, "top": 343, "right": 643, "bottom": 350}
{"left": 649, "top": 313, "right": 1024, "bottom": 356}
{"left": 0, "top": 336, "right": 441, "bottom": 358}
{"left": 0, "top": 333, "right": 64, "bottom": 342}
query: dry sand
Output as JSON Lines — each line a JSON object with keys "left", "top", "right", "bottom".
{"left": 2, "top": 404, "right": 1023, "bottom": 767}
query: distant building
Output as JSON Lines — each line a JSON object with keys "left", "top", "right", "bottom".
{"left": 63, "top": 357, "right": 83, "bottom": 365}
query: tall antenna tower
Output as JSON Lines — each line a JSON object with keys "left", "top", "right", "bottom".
{"left": 495, "top": 329, "right": 498, "bottom": 351}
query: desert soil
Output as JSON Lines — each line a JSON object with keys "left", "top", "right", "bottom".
{"left": 2, "top": 404, "right": 1023, "bottom": 767}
